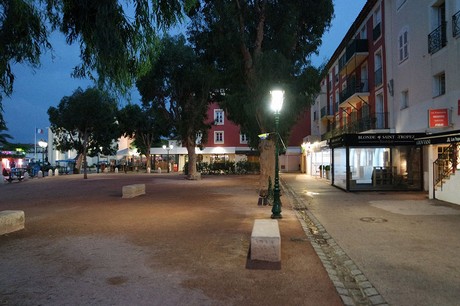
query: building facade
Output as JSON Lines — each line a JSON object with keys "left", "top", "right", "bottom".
{"left": 308, "top": 0, "right": 460, "bottom": 204}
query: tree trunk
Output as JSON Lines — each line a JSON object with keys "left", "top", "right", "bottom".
{"left": 258, "top": 139, "right": 275, "bottom": 195}
{"left": 145, "top": 152, "right": 151, "bottom": 172}
{"left": 186, "top": 143, "right": 201, "bottom": 180}
{"left": 74, "top": 154, "right": 82, "bottom": 174}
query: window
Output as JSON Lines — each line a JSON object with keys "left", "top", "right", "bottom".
{"left": 329, "top": 94, "right": 334, "bottom": 113}
{"left": 453, "top": 10, "right": 460, "bottom": 38}
{"left": 433, "top": 72, "right": 446, "bottom": 97}
{"left": 374, "top": 51, "right": 383, "bottom": 87}
{"left": 373, "top": 5, "right": 382, "bottom": 40}
{"left": 399, "top": 28, "right": 409, "bottom": 63}
{"left": 214, "top": 109, "right": 224, "bottom": 125}
{"left": 375, "top": 93, "right": 385, "bottom": 129}
{"left": 240, "top": 133, "right": 248, "bottom": 144}
{"left": 335, "top": 89, "right": 339, "bottom": 110}
{"left": 401, "top": 90, "right": 409, "bottom": 109}
{"left": 214, "top": 131, "right": 224, "bottom": 144}
{"left": 428, "top": 2, "right": 446, "bottom": 54}
{"left": 334, "top": 65, "right": 339, "bottom": 84}
{"left": 196, "top": 132, "right": 202, "bottom": 144}
{"left": 360, "top": 25, "right": 367, "bottom": 39}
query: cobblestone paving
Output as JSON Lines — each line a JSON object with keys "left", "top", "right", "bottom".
{"left": 282, "top": 179, "right": 389, "bottom": 306}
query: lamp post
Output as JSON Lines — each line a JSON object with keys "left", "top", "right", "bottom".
{"left": 38, "top": 140, "right": 48, "bottom": 177}
{"left": 270, "top": 89, "right": 284, "bottom": 219}
{"left": 162, "top": 144, "right": 173, "bottom": 173}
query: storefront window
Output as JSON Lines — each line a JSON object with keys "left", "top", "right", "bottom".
{"left": 333, "top": 148, "right": 347, "bottom": 189}
{"left": 346, "top": 146, "right": 421, "bottom": 190}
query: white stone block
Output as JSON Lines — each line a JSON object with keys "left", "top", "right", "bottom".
{"left": 122, "top": 184, "right": 146, "bottom": 198}
{"left": 250, "top": 219, "right": 281, "bottom": 262}
{"left": 0, "top": 210, "right": 25, "bottom": 235}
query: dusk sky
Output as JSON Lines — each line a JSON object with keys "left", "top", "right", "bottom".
{"left": 3, "top": 0, "right": 366, "bottom": 144}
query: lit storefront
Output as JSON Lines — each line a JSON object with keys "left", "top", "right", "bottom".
{"left": 329, "top": 133, "right": 425, "bottom": 191}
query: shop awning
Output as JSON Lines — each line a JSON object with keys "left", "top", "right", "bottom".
{"left": 415, "top": 130, "right": 460, "bottom": 145}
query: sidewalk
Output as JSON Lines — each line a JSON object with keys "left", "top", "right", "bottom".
{"left": 1, "top": 173, "right": 342, "bottom": 306}
{"left": 281, "top": 173, "right": 460, "bottom": 306}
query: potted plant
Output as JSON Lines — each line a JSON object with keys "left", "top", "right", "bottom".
{"left": 324, "top": 165, "right": 331, "bottom": 179}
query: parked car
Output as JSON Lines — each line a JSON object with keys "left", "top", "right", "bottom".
{"left": 26, "top": 162, "right": 54, "bottom": 177}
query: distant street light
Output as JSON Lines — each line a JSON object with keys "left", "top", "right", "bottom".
{"left": 38, "top": 140, "right": 48, "bottom": 177}
{"left": 162, "top": 144, "right": 173, "bottom": 173}
{"left": 270, "top": 89, "right": 284, "bottom": 219}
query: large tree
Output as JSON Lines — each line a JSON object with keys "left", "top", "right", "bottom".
{"left": 48, "top": 87, "right": 119, "bottom": 179}
{"left": 0, "top": 117, "right": 12, "bottom": 146}
{"left": 188, "top": 1, "right": 333, "bottom": 190}
{"left": 0, "top": 0, "right": 197, "bottom": 121}
{"left": 117, "top": 103, "right": 171, "bottom": 171}
{"left": 137, "top": 34, "right": 214, "bottom": 180}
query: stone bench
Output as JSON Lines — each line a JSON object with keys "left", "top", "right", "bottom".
{"left": 122, "top": 184, "right": 146, "bottom": 198}
{"left": 250, "top": 219, "right": 281, "bottom": 262}
{"left": 0, "top": 210, "right": 25, "bottom": 235}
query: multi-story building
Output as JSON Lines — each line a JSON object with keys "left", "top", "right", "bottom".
{"left": 385, "top": 0, "right": 460, "bottom": 203}
{"left": 307, "top": 0, "right": 460, "bottom": 204}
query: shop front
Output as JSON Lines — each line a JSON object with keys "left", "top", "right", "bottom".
{"left": 415, "top": 129, "right": 460, "bottom": 202}
{"left": 329, "top": 133, "right": 425, "bottom": 191}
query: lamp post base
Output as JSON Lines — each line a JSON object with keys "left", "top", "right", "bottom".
{"left": 271, "top": 213, "right": 282, "bottom": 219}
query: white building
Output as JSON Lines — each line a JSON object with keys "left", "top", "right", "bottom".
{"left": 385, "top": 0, "right": 460, "bottom": 203}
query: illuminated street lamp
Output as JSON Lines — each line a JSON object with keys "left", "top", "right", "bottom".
{"left": 38, "top": 140, "right": 48, "bottom": 177}
{"left": 162, "top": 144, "right": 173, "bottom": 173}
{"left": 270, "top": 89, "right": 284, "bottom": 219}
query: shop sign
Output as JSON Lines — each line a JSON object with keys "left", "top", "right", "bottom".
{"left": 428, "top": 108, "right": 449, "bottom": 128}
{"left": 330, "top": 133, "right": 426, "bottom": 147}
{"left": 415, "top": 130, "right": 460, "bottom": 145}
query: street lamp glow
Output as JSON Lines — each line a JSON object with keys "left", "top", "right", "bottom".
{"left": 162, "top": 144, "right": 173, "bottom": 173}
{"left": 37, "top": 140, "right": 48, "bottom": 177}
{"left": 270, "top": 90, "right": 284, "bottom": 113}
{"left": 270, "top": 89, "right": 283, "bottom": 219}
{"left": 38, "top": 140, "right": 48, "bottom": 149}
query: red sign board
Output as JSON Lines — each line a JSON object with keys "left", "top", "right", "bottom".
{"left": 429, "top": 108, "right": 449, "bottom": 128}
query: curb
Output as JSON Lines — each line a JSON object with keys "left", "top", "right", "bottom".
{"left": 281, "top": 178, "right": 389, "bottom": 306}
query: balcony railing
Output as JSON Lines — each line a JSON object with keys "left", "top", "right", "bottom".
{"left": 320, "top": 106, "right": 334, "bottom": 118}
{"left": 321, "top": 113, "right": 389, "bottom": 140}
{"left": 338, "top": 39, "right": 369, "bottom": 72}
{"left": 453, "top": 11, "right": 460, "bottom": 38}
{"left": 428, "top": 22, "right": 447, "bottom": 54}
{"left": 340, "top": 78, "right": 369, "bottom": 104}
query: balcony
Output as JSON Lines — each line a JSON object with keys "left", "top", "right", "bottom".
{"left": 339, "top": 78, "right": 369, "bottom": 108}
{"left": 338, "top": 39, "right": 369, "bottom": 75}
{"left": 321, "top": 112, "right": 389, "bottom": 140}
{"left": 428, "top": 22, "right": 447, "bottom": 54}
{"left": 453, "top": 11, "right": 460, "bottom": 38}
{"left": 320, "top": 106, "right": 334, "bottom": 122}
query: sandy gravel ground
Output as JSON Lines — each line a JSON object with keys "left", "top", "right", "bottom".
{"left": 0, "top": 173, "right": 342, "bottom": 306}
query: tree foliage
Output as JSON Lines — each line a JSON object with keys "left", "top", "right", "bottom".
{"left": 137, "top": 34, "right": 215, "bottom": 179}
{"left": 187, "top": 0, "right": 333, "bottom": 189}
{"left": 0, "top": 116, "right": 12, "bottom": 146}
{"left": 47, "top": 87, "right": 119, "bottom": 179}
{"left": 117, "top": 103, "right": 170, "bottom": 171}
{"left": 0, "top": 0, "right": 197, "bottom": 124}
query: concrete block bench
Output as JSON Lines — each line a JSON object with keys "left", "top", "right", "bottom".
{"left": 0, "top": 210, "right": 25, "bottom": 235}
{"left": 122, "top": 184, "right": 146, "bottom": 198}
{"left": 250, "top": 219, "right": 281, "bottom": 262}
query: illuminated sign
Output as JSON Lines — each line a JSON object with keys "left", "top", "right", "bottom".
{"left": 429, "top": 108, "right": 449, "bottom": 128}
